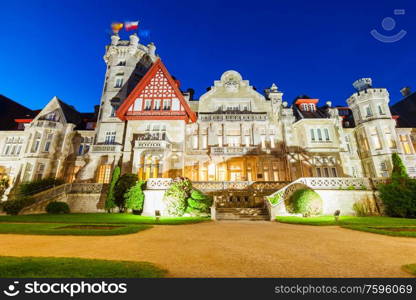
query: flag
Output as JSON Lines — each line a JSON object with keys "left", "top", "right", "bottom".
{"left": 111, "top": 22, "right": 123, "bottom": 34}
{"left": 125, "top": 21, "right": 139, "bottom": 31}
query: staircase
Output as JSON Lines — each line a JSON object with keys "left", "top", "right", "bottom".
{"left": 215, "top": 207, "right": 269, "bottom": 221}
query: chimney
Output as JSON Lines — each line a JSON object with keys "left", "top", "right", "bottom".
{"left": 400, "top": 86, "right": 411, "bottom": 97}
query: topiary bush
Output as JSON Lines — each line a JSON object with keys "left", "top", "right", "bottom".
{"left": 125, "top": 180, "right": 146, "bottom": 212}
{"left": 105, "top": 166, "right": 120, "bottom": 212}
{"left": 186, "top": 189, "right": 213, "bottom": 214}
{"left": 163, "top": 177, "right": 211, "bottom": 216}
{"left": 46, "top": 201, "right": 70, "bottom": 214}
{"left": 379, "top": 153, "right": 416, "bottom": 218}
{"left": 287, "top": 188, "right": 323, "bottom": 217}
{"left": 17, "top": 177, "right": 64, "bottom": 196}
{"left": 2, "top": 197, "right": 36, "bottom": 215}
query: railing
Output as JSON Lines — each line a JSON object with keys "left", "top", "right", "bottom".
{"left": 264, "top": 177, "right": 385, "bottom": 220}
{"left": 19, "top": 183, "right": 108, "bottom": 214}
{"left": 91, "top": 145, "right": 122, "bottom": 152}
{"left": 211, "top": 146, "right": 258, "bottom": 155}
{"left": 134, "top": 140, "right": 170, "bottom": 149}
{"left": 193, "top": 181, "right": 287, "bottom": 192}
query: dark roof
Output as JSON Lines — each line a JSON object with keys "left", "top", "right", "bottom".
{"left": 0, "top": 94, "right": 38, "bottom": 130}
{"left": 55, "top": 99, "right": 97, "bottom": 130}
{"left": 390, "top": 92, "right": 416, "bottom": 127}
{"left": 293, "top": 105, "right": 330, "bottom": 120}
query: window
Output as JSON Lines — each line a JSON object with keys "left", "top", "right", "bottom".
{"left": 153, "top": 99, "right": 161, "bottom": 110}
{"left": 117, "top": 60, "right": 126, "bottom": 66}
{"left": 324, "top": 128, "right": 330, "bottom": 141}
{"left": 400, "top": 135, "right": 412, "bottom": 154}
{"left": 163, "top": 100, "right": 171, "bottom": 110}
{"left": 317, "top": 129, "right": 322, "bottom": 141}
{"left": 114, "top": 77, "right": 123, "bottom": 88}
{"left": 34, "top": 163, "right": 45, "bottom": 180}
{"left": 331, "top": 167, "right": 337, "bottom": 177}
{"left": 192, "top": 135, "right": 198, "bottom": 149}
{"left": 310, "top": 129, "right": 315, "bottom": 141}
{"left": 104, "top": 132, "right": 116, "bottom": 144}
{"left": 97, "top": 165, "right": 112, "bottom": 183}
{"left": 370, "top": 127, "right": 382, "bottom": 150}
{"left": 43, "top": 133, "right": 52, "bottom": 152}
{"left": 378, "top": 104, "right": 385, "bottom": 115}
{"left": 144, "top": 99, "right": 152, "bottom": 110}
{"left": 365, "top": 105, "right": 372, "bottom": 117}
{"left": 384, "top": 127, "right": 396, "bottom": 149}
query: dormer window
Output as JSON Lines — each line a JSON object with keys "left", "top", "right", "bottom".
{"left": 46, "top": 112, "right": 58, "bottom": 121}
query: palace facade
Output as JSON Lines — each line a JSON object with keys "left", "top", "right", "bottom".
{"left": 1, "top": 33, "right": 416, "bottom": 199}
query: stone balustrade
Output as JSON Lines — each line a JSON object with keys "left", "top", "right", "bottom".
{"left": 146, "top": 178, "right": 173, "bottom": 190}
{"left": 91, "top": 144, "right": 122, "bottom": 153}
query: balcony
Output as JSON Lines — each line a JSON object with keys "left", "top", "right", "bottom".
{"left": 211, "top": 146, "right": 258, "bottom": 155}
{"left": 134, "top": 140, "right": 170, "bottom": 149}
{"left": 91, "top": 144, "right": 122, "bottom": 153}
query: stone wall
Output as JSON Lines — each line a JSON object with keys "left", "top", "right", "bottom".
{"left": 269, "top": 189, "right": 379, "bottom": 219}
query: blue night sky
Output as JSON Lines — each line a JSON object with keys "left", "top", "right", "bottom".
{"left": 0, "top": 0, "right": 415, "bottom": 112}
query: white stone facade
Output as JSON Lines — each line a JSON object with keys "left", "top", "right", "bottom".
{"left": 1, "top": 35, "right": 416, "bottom": 200}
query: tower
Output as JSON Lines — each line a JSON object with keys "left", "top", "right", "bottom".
{"left": 78, "top": 34, "right": 158, "bottom": 182}
{"left": 347, "top": 78, "right": 399, "bottom": 177}
{"left": 95, "top": 33, "right": 157, "bottom": 145}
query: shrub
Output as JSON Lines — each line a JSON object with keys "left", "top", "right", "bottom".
{"left": 114, "top": 173, "right": 138, "bottom": 211}
{"left": 46, "top": 201, "right": 70, "bottom": 214}
{"left": 287, "top": 188, "right": 323, "bottom": 217}
{"left": 379, "top": 153, "right": 416, "bottom": 218}
{"left": 2, "top": 197, "right": 35, "bottom": 215}
{"left": 379, "top": 180, "right": 416, "bottom": 218}
{"left": 17, "top": 177, "right": 64, "bottom": 196}
{"left": 164, "top": 177, "right": 192, "bottom": 216}
{"left": 391, "top": 153, "right": 408, "bottom": 182}
{"left": 125, "top": 180, "right": 146, "bottom": 212}
{"left": 105, "top": 166, "right": 120, "bottom": 212}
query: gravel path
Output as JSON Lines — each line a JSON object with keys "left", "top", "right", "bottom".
{"left": 0, "top": 221, "right": 415, "bottom": 277}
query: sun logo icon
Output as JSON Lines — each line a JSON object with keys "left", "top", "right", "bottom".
{"left": 3, "top": 281, "right": 20, "bottom": 297}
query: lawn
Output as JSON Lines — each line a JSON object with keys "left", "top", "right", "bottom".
{"left": 0, "top": 256, "right": 166, "bottom": 278}
{"left": 403, "top": 264, "right": 416, "bottom": 276}
{"left": 276, "top": 216, "right": 416, "bottom": 237}
{"left": 0, "top": 223, "right": 150, "bottom": 236}
{"left": 0, "top": 213, "right": 209, "bottom": 225}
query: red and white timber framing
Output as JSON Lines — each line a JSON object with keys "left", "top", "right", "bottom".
{"left": 116, "top": 58, "right": 197, "bottom": 123}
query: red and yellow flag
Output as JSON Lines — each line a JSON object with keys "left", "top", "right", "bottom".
{"left": 111, "top": 22, "right": 124, "bottom": 34}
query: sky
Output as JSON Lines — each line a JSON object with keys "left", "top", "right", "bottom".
{"left": 0, "top": 0, "right": 415, "bottom": 112}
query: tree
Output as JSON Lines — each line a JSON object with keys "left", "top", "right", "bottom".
{"left": 105, "top": 166, "right": 120, "bottom": 212}
{"left": 379, "top": 153, "right": 416, "bottom": 218}
{"left": 125, "top": 180, "right": 146, "bottom": 212}
{"left": 114, "top": 173, "right": 138, "bottom": 212}
{"left": 391, "top": 153, "right": 408, "bottom": 182}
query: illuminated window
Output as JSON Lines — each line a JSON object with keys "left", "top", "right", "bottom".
{"left": 400, "top": 135, "right": 412, "bottom": 154}
{"left": 370, "top": 127, "right": 382, "bottom": 150}
{"left": 97, "top": 165, "right": 112, "bottom": 183}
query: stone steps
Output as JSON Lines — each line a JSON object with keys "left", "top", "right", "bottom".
{"left": 216, "top": 207, "right": 269, "bottom": 221}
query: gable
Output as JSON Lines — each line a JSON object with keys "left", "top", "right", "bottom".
{"left": 116, "top": 59, "right": 197, "bottom": 123}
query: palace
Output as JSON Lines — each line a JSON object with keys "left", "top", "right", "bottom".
{"left": 1, "top": 33, "right": 416, "bottom": 200}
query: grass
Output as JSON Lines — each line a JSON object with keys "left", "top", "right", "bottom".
{"left": 0, "top": 213, "right": 209, "bottom": 225}
{"left": 403, "top": 264, "right": 416, "bottom": 276}
{"left": 276, "top": 216, "right": 416, "bottom": 237}
{"left": 0, "top": 256, "right": 166, "bottom": 278}
{"left": 0, "top": 223, "right": 150, "bottom": 236}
